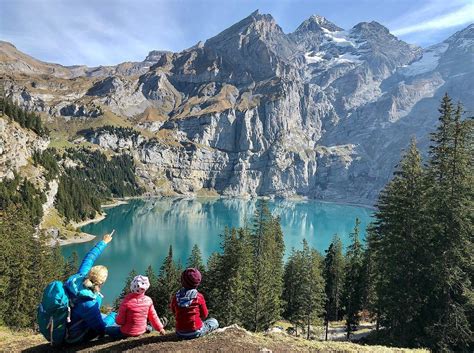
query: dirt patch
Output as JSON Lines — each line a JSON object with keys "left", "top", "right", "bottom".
{"left": 0, "top": 325, "right": 428, "bottom": 353}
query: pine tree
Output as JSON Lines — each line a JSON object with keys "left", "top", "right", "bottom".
{"left": 424, "top": 97, "right": 473, "bottom": 351}
{"left": 2, "top": 98, "right": 47, "bottom": 136}
{"left": 0, "top": 210, "right": 13, "bottom": 324}
{"left": 283, "top": 240, "right": 325, "bottom": 338}
{"left": 299, "top": 240, "right": 325, "bottom": 339}
{"left": 63, "top": 251, "right": 79, "bottom": 280}
{"left": 283, "top": 248, "right": 304, "bottom": 330}
{"left": 244, "top": 201, "right": 285, "bottom": 332}
{"left": 0, "top": 207, "right": 34, "bottom": 327}
{"left": 323, "top": 235, "right": 345, "bottom": 339}
{"left": 48, "top": 242, "right": 66, "bottom": 280}
{"left": 155, "top": 246, "right": 181, "bottom": 324}
{"left": 0, "top": 205, "right": 64, "bottom": 328}
{"left": 370, "top": 99, "right": 473, "bottom": 351}
{"left": 145, "top": 265, "right": 159, "bottom": 307}
{"left": 212, "top": 227, "right": 253, "bottom": 327}
{"left": 343, "top": 218, "right": 364, "bottom": 339}
{"left": 361, "top": 225, "right": 381, "bottom": 330}
{"left": 114, "top": 269, "right": 137, "bottom": 311}
{"left": 373, "top": 138, "right": 430, "bottom": 346}
{"left": 186, "top": 244, "right": 205, "bottom": 274}
{"left": 200, "top": 252, "right": 221, "bottom": 317}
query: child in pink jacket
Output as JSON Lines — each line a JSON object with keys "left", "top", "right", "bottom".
{"left": 114, "top": 275, "right": 166, "bottom": 337}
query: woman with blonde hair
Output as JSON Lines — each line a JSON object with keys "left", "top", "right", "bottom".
{"left": 64, "top": 233, "right": 117, "bottom": 344}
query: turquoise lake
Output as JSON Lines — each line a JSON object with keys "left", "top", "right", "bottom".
{"left": 62, "top": 198, "right": 373, "bottom": 304}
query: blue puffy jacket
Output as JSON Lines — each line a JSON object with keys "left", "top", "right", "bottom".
{"left": 64, "top": 240, "right": 115, "bottom": 343}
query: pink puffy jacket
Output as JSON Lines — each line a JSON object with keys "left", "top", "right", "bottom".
{"left": 116, "top": 292, "right": 164, "bottom": 336}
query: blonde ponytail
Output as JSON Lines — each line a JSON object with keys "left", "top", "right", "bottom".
{"left": 83, "top": 265, "right": 108, "bottom": 293}
{"left": 83, "top": 278, "right": 94, "bottom": 289}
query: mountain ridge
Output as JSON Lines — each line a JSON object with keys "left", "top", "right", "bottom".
{"left": 1, "top": 12, "right": 473, "bottom": 204}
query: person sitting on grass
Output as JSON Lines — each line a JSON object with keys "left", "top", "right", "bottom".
{"left": 170, "top": 268, "right": 219, "bottom": 339}
{"left": 64, "top": 233, "right": 119, "bottom": 344}
{"left": 111, "top": 275, "right": 167, "bottom": 338}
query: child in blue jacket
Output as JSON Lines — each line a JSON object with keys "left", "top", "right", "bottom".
{"left": 64, "top": 233, "right": 118, "bottom": 344}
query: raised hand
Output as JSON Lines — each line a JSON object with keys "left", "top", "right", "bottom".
{"left": 103, "top": 233, "right": 113, "bottom": 244}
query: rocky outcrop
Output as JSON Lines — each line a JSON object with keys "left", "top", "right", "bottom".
{"left": 0, "top": 116, "right": 49, "bottom": 180}
{"left": 82, "top": 128, "right": 145, "bottom": 151}
{"left": 1, "top": 13, "right": 473, "bottom": 204}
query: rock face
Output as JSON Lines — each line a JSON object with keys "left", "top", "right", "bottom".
{"left": 1, "top": 13, "right": 473, "bottom": 204}
{"left": 81, "top": 127, "right": 145, "bottom": 151}
{"left": 0, "top": 116, "right": 49, "bottom": 181}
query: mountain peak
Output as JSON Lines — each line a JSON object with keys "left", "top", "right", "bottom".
{"left": 445, "top": 23, "right": 474, "bottom": 41}
{"left": 205, "top": 10, "right": 282, "bottom": 48}
{"left": 144, "top": 50, "right": 171, "bottom": 62}
{"left": 296, "top": 15, "right": 343, "bottom": 33}
{"left": 202, "top": 10, "right": 295, "bottom": 82}
{"left": 247, "top": 9, "right": 276, "bottom": 23}
{"left": 442, "top": 23, "right": 474, "bottom": 52}
{"left": 249, "top": 9, "right": 259, "bottom": 17}
{"left": 352, "top": 21, "right": 390, "bottom": 35}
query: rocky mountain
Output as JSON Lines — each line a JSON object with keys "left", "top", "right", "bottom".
{"left": 0, "top": 40, "right": 168, "bottom": 78}
{"left": 0, "top": 116, "right": 48, "bottom": 181}
{"left": 1, "top": 12, "right": 473, "bottom": 204}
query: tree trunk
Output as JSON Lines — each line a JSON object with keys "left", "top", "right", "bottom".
{"left": 325, "top": 319, "right": 329, "bottom": 341}
{"left": 346, "top": 318, "right": 351, "bottom": 340}
{"left": 307, "top": 316, "right": 310, "bottom": 340}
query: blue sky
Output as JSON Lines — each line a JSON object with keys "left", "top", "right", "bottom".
{"left": 1, "top": 0, "right": 473, "bottom": 67}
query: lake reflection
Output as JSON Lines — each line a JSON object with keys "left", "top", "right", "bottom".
{"left": 62, "top": 198, "right": 373, "bottom": 304}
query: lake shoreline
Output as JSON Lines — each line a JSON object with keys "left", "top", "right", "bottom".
{"left": 61, "top": 195, "right": 375, "bottom": 247}
{"left": 61, "top": 199, "right": 129, "bottom": 246}
{"left": 102, "top": 199, "right": 129, "bottom": 208}
{"left": 132, "top": 193, "right": 376, "bottom": 209}
{"left": 71, "top": 212, "right": 107, "bottom": 229}
{"left": 57, "top": 232, "right": 97, "bottom": 246}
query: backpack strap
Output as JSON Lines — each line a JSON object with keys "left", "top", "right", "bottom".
{"left": 47, "top": 316, "right": 54, "bottom": 345}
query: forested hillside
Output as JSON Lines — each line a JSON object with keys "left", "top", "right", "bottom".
{"left": 32, "top": 145, "right": 144, "bottom": 222}
{"left": 0, "top": 100, "right": 143, "bottom": 330}
{"left": 2, "top": 98, "right": 48, "bottom": 136}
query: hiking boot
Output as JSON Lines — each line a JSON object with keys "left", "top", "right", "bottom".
{"left": 146, "top": 317, "right": 168, "bottom": 333}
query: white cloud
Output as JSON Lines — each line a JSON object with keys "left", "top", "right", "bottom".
{"left": 0, "top": 0, "right": 188, "bottom": 66}
{"left": 392, "top": 2, "right": 474, "bottom": 36}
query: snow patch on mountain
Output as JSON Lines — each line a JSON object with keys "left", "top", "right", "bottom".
{"left": 322, "top": 29, "right": 357, "bottom": 48}
{"left": 333, "top": 53, "right": 362, "bottom": 65}
{"left": 457, "top": 37, "right": 474, "bottom": 49}
{"left": 305, "top": 52, "right": 324, "bottom": 64}
{"left": 305, "top": 50, "right": 362, "bottom": 67}
{"left": 399, "top": 43, "right": 449, "bottom": 76}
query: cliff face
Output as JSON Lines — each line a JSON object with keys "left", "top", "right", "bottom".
{"left": 1, "top": 14, "right": 473, "bottom": 204}
{"left": 0, "top": 116, "right": 48, "bottom": 181}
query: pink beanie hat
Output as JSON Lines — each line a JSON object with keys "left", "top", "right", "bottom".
{"left": 130, "top": 275, "right": 150, "bottom": 294}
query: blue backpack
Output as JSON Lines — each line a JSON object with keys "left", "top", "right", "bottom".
{"left": 37, "top": 281, "right": 71, "bottom": 346}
